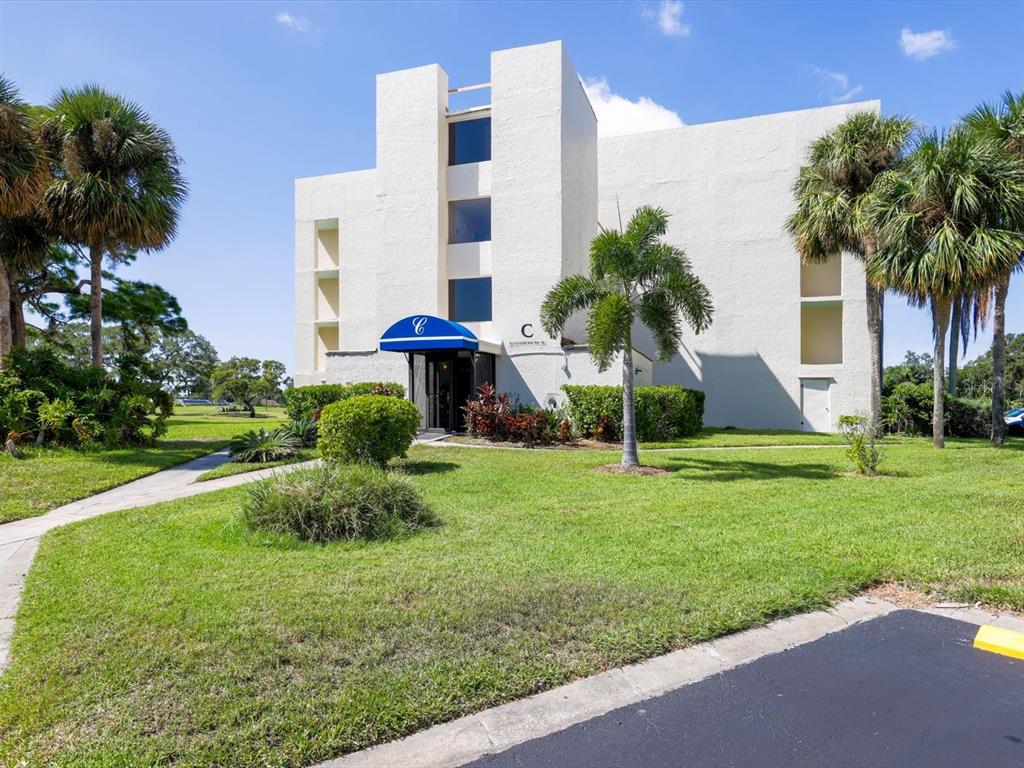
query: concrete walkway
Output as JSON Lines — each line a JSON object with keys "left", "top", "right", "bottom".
{"left": 0, "top": 450, "right": 316, "bottom": 669}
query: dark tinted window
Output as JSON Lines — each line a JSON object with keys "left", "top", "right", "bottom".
{"left": 449, "top": 118, "right": 491, "bottom": 165}
{"left": 449, "top": 198, "right": 491, "bottom": 243}
{"left": 449, "top": 277, "right": 492, "bottom": 322}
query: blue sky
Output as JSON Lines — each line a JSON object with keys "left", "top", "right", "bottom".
{"left": 2, "top": 0, "right": 1022, "bottom": 371}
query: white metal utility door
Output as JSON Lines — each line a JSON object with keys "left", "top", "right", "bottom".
{"left": 801, "top": 379, "right": 831, "bottom": 432}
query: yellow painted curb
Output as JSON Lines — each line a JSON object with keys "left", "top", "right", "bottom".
{"left": 973, "top": 625, "right": 1024, "bottom": 660}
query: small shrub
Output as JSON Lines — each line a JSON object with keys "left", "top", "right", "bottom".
{"left": 280, "top": 417, "right": 318, "bottom": 448}
{"left": 556, "top": 417, "right": 573, "bottom": 444}
{"left": 284, "top": 381, "right": 406, "bottom": 421}
{"left": 838, "top": 415, "right": 881, "bottom": 475}
{"left": 318, "top": 395, "right": 420, "bottom": 466}
{"left": 882, "top": 382, "right": 990, "bottom": 438}
{"left": 562, "top": 384, "right": 704, "bottom": 441}
{"left": 462, "top": 384, "right": 555, "bottom": 444}
{"left": 243, "top": 463, "right": 434, "bottom": 542}
{"left": 230, "top": 428, "right": 299, "bottom": 463}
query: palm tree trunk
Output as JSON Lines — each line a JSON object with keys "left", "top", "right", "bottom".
{"left": 0, "top": 261, "right": 11, "bottom": 369}
{"left": 990, "top": 275, "right": 1009, "bottom": 447}
{"left": 948, "top": 294, "right": 962, "bottom": 396}
{"left": 931, "top": 295, "right": 952, "bottom": 449}
{"left": 10, "top": 293, "right": 26, "bottom": 348}
{"left": 865, "top": 279, "right": 884, "bottom": 425}
{"left": 89, "top": 240, "right": 104, "bottom": 367}
{"left": 621, "top": 340, "right": 639, "bottom": 468}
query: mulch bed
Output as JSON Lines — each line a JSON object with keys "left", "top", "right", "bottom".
{"left": 594, "top": 464, "right": 670, "bottom": 476}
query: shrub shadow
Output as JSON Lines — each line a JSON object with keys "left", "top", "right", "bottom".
{"left": 659, "top": 456, "right": 835, "bottom": 482}
{"left": 396, "top": 460, "right": 459, "bottom": 476}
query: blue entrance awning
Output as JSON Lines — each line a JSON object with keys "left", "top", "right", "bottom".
{"left": 380, "top": 315, "right": 479, "bottom": 352}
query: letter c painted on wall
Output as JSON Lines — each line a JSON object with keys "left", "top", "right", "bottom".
{"left": 521, "top": 323, "right": 534, "bottom": 338}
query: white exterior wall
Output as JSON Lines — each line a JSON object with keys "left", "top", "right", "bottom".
{"left": 597, "top": 102, "right": 877, "bottom": 429}
{"left": 294, "top": 41, "right": 874, "bottom": 431}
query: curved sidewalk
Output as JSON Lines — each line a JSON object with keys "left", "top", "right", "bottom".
{"left": 0, "top": 450, "right": 315, "bottom": 670}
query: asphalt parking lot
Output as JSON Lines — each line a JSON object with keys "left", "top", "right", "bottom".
{"left": 466, "top": 610, "right": 1024, "bottom": 768}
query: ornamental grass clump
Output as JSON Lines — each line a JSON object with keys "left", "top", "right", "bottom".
{"left": 229, "top": 428, "right": 299, "bottom": 463}
{"left": 242, "top": 463, "right": 434, "bottom": 542}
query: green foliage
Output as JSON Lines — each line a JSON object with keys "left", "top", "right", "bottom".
{"left": 278, "top": 417, "right": 318, "bottom": 448}
{"left": 883, "top": 351, "right": 933, "bottom": 395}
{"left": 562, "top": 385, "right": 705, "bottom": 441}
{"left": 883, "top": 382, "right": 989, "bottom": 438}
{"left": 837, "top": 415, "right": 881, "bottom": 475}
{"left": 242, "top": 462, "right": 434, "bottom": 542}
{"left": 957, "top": 333, "right": 1024, "bottom": 400}
{"left": 211, "top": 357, "right": 287, "bottom": 414}
{"left": 283, "top": 381, "right": 405, "bottom": 421}
{"left": 229, "top": 428, "right": 299, "bottom": 463}
{"left": 0, "top": 347, "right": 171, "bottom": 446}
{"left": 318, "top": 395, "right": 420, "bottom": 466}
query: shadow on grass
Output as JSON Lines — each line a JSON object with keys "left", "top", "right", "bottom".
{"left": 660, "top": 456, "right": 836, "bottom": 481}
{"left": 397, "top": 460, "right": 459, "bottom": 476}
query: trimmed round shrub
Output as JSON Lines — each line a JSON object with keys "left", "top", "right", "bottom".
{"left": 318, "top": 394, "right": 421, "bottom": 466}
{"left": 283, "top": 381, "right": 405, "bottom": 420}
{"left": 242, "top": 463, "right": 435, "bottom": 542}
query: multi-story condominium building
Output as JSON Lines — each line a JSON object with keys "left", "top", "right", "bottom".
{"left": 295, "top": 41, "right": 873, "bottom": 432}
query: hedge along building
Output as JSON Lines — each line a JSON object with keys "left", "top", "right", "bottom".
{"left": 295, "top": 40, "right": 875, "bottom": 433}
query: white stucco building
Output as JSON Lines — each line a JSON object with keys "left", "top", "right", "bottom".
{"left": 295, "top": 41, "right": 874, "bottom": 432}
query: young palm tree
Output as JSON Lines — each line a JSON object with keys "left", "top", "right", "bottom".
{"left": 787, "top": 112, "right": 913, "bottom": 425}
{"left": 42, "top": 85, "right": 186, "bottom": 367}
{"left": 0, "top": 75, "right": 49, "bottom": 365}
{"left": 965, "top": 91, "right": 1024, "bottom": 445}
{"left": 866, "top": 128, "right": 1024, "bottom": 448}
{"left": 541, "top": 206, "right": 713, "bottom": 467}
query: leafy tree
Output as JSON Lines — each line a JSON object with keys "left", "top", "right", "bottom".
{"left": 42, "top": 85, "right": 187, "bottom": 367}
{"left": 152, "top": 330, "right": 218, "bottom": 398}
{"left": 882, "top": 351, "right": 933, "bottom": 395}
{"left": 211, "top": 357, "right": 286, "bottom": 417}
{"left": 965, "top": 91, "right": 1024, "bottom": 444}
{"left": 958, "top": 333, "right": 1024, "bottom": 403}
{"left": 787, "top": 112, "right": 913, "bottom": 424}
{"left": 866, "top": 128, "right": 1024, "bottom": 447}
{"left": 0, "top": 75, "right": 50, "bottom": 366}
{"left": 541, "top": 206, "right": 713, "bottom": 467}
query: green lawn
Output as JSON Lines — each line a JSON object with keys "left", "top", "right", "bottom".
{"left": 642, "top": 427, "right": 847, "bottom": 448}
{"left": 1, "top": 439, "right": 1021, "bottom": 766}
{"left": 0, "top": 406, "right": 286, "bottom": 524}
{"left": 195, "top": 449, "right": 317, "bottom": 482}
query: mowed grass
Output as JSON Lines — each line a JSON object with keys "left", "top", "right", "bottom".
{"left": 642, "top": 427, "right": 847, "bottom": 448}
{"left": 0, "top": 406, "right": 286, "bottom": 523}
{"left": 195, "top": 449, "right": 317, "bottom": 482}
{"left": 1, "top": 440, "right": 1022, "bottom": 766}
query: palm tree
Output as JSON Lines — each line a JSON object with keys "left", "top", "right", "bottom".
{"left": 787, "top": 112, "right": 913, "bottom": 426}
{"left": 0, "top": 75, "right": 49, "bottom": 366}
{"left": 541, "top": 206, "right": 713, "bottom": 467}
{"left": 965, "top": 91, "right": 1024, "bottom": 446}
{"left": 866, "top": 128, "right": 1024, "bottom": 448}
{"left": 42, "top": 85, "right": 186, "bottom": 367}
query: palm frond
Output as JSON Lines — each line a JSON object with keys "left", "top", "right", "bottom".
{"left": 539, "top": 274, "right": 607, "bottom": 337}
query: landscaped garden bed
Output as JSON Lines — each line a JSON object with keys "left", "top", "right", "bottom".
{"left": 1, "top": 438, "right": 1021, "bottom": 766}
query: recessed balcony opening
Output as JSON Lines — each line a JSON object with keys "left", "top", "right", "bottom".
{"left": 315, "top": 219, "right": 339, "bottom": 269}
{"left": 448, "top": 198, "right": 491, "bottom": 244}
{"left": 316, "top": 325, "right": 338, "bottom": 371}
{"left": 801, "top": 303, "right": 843, "bottom": 365}
{"left": 800, "top": 255, "right": 841, "bottom": 297}
{"left": 448, "top": 116, "right": 491, "bottom": 166}
{"left": 317, "top": 277, "right": 339, "bottom": 320}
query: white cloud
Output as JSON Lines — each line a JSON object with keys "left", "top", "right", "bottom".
{"left": 643, "top": 1, "right": 691, "bottom": 38}
{"left": 813, "top": 68, "right": 864, "bottom": 104}
{"left": 899, "top": 27, "right": 957, "bottom": 60}
{"left": 275, "top": 11, "right": 313, "bottom": 33}
{"left": 582, "top": 77, "right": 684, "bottom": 138}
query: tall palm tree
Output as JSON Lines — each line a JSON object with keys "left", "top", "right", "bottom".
{"left": 965, "top": 91, "right": 1024, "bottom": 445}
{"left": 787, "top": 112, "right": 913, "bottom": 426}
{"left": 541, "top": 206, "right": 713, "bottom": 467}
{"left": 866, "top": 128, "right": 1024, "bottom": 448}
{"left": 0, "top": 75, "right": 49, "bottom": 366}
{"left": 42, "top": 85, "right": 186, "bottom": 367}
